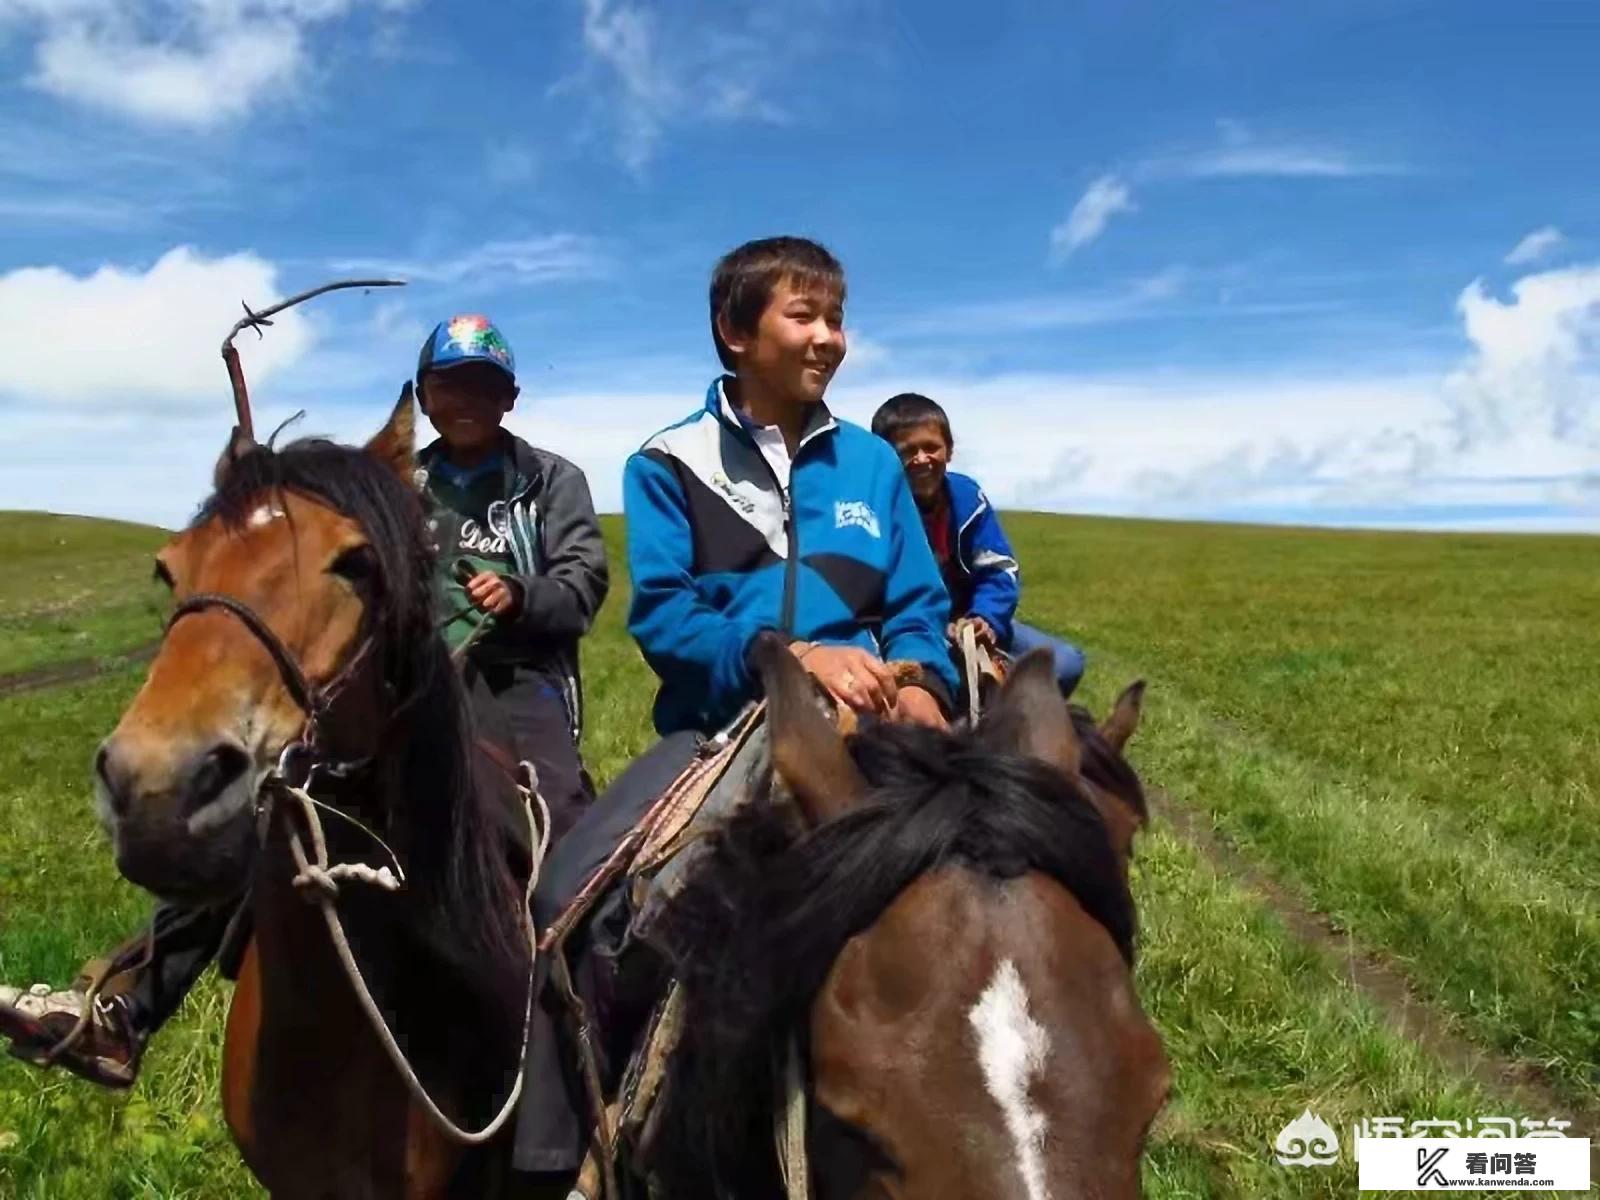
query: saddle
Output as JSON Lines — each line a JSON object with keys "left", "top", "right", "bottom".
{"left": 554, "top": 641, "right": 999, "bottom": 1198}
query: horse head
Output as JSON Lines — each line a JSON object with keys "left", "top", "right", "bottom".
{"left": 733, "top": 634, "right": 1171, "bottom": 1199}
{"left": 95, "top": 390, "right": 420, "bottom": 905}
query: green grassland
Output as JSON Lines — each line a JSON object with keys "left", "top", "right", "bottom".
{"left": 0, "top": 512, "right": 1593, "bottom": 1197}
{"left": 0, "top": 513, "right": 167, "bottom": 678}
{"left": 1016, "top": 514, "right": 1600, "bottom": 1098}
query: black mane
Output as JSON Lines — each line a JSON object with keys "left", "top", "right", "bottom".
{"left": 203, "top": 438, "right": 528, "bottom": 1032}
{"left": 648, "top": 713, "right": 1140, "bottom": 1197}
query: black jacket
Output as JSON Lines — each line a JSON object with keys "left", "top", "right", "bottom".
{"left": 417, "top": 431, "right": 609, "bottom": 739}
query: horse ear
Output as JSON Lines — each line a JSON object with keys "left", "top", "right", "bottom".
{"left": 365, "top": 383, "right": 416, "bottom": 484}
{"left": 213, "top": 424, "right": 256, "bottom": 489}
{"left": 979, "top": 647, "right": 1082, "bottom": 778}
{"left": 753, "top": 632, "right": 867, "bottom": 826}
{"left": 1100, "top": 680, "right": 1145, "bottom": 754}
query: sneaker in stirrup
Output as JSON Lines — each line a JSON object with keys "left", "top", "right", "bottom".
{"left": 0, "top": 983, "right": 145, "bottom": 1089}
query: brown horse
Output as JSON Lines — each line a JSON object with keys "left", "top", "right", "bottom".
{"left": 643, "top": 636, "right": 1170, "bottom": 1199}
{"left": 94, "top": 394, "right": 536, "bottom": 1198}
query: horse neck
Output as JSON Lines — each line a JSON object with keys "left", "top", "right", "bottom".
{"left": 242, "top": 808, "right": 432, "bottom": 1195}
{"left": 382, "top": 669, "right": 531, "bottom": 1037}
{"left": 241, "top": 766, "right": 513, "bottom": 1182}
{"left": 245, "top": 682, "right": 526, "bottom": 1126}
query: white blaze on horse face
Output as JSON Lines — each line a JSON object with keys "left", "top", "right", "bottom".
{"left": 246, "top": 503, "right": 286, "bottom": 529}
{"left": 969, "top": 958, "right": 1053, "bottom": 1200}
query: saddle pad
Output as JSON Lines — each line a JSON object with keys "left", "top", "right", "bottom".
{"left": 632, "top": 702, "right": 766, "bottom": 872}
{"left": 627, "top": 719, "right": 778, "bottom": 945}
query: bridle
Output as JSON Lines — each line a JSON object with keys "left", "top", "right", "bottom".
{"left": 165, "top": 591, "right": 383, "bottom": 797}
{"left": 161, "top": 587, "right": 549, "bottom": 1145}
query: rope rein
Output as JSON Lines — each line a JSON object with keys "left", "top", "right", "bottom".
{"left": 271, "top": 761, "right": 551, "bottom": 1145}
{"left": 959, "top": 619, "right": 984, "bottom": 727}
{"left": 159, "top": 578, "right": 554, "bottom": 1146}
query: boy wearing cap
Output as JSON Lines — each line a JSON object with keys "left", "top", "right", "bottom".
{"left": 0, "top": 315, "right": 608, "bottom": 1090}
{"left": 415, "top": 313, "right": 610, "bottom": 840}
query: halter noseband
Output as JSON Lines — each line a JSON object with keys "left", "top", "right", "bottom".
{"left": 165, "top": 592, "right": 379, "bottom": 789}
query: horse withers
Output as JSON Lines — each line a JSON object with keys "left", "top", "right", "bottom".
{"left": 94, "top": 393, "right": 538, "bottom": 1198}
{"left": 643, "top": 636, "right": 1170, "bottom": 1199}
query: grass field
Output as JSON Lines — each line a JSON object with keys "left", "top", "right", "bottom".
{"left": 0, "top": 513, "right": 167, "bottom": 679}
{"left": 0, "top": 511, "right": 1594, "bottom": 1197}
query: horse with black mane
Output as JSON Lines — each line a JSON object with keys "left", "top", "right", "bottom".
{"left": 96, "top": 394, "right": 540, "bottom": 1196}
{"left": 634, "top": 636, "right": 1170, "bottom": 1199}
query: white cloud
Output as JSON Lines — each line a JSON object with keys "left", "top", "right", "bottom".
{"left": 1148, "top": 119, "right": 1408, "bottom": 180}
{"left": 850, "top": 259, "right": 1600, "bottom": 528}
{"left": 576, "top": 0, "right": 676, "bottom": 170}
{"left": 876, "top": 268, "right": 1340, "bottom": 343}
{"left": 32, "top": 20, "right": 302, "bottom": 128}
{"left": 1051, "top": 124, "right": 1409, "bottom": 267}
{"left": 0, "top": 245, "right": 314, "bottom": 408}
{"left": 835, "top": 330, "right": 891, "bottom": 375}
{"left": 1445, "top": 265, "right": 1600, "bottom": 450}
{"left": 1050, "top": 175, "right": 1135, "bottom": 258}
{"left": 6, "top": 250, "right": 1600, "bottom": 533}
{"left": 331, "top": 234, "right": 612, "bottom": 286}
{"left": 566, "top": 0, "right": 830, "bottom": 171}
{"left": 0, "top": 194, "right": 159, "bottom": 227}
{"left": 832, "top": 371, "right": 1450, "bottom": 517}
{"left": 1504, "top": 226, "right": 1566, "bottom": 266}
{"left": 1178, "top": 146, "right": 1368, "bottom": 178}
{"left": 3, "top": 0, "right": 413, "bottom": 129}
{"left": 886, "top": 271, "right": 1183, "bottom": 339}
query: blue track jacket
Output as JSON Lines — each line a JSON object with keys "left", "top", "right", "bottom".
{"left": 625, "top": 378, "right": 958, "bottom": 734}
{"left": 942, "top": 470, "right": 1022, "bottom": 648}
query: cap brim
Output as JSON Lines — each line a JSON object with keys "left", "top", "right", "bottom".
{"left": 422, "top": 357, "right": 516, "bottom": 381}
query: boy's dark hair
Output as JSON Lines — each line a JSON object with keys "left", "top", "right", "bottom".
{"left": 709, "top": 237, "right": 846, "bottom": 371}
{"left": 871, "top": 392, "right": 953, "bottom": 449}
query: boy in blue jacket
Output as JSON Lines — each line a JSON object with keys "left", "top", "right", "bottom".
{"left": 627, "top": 239, "right": 956, "bottom": 733}
{"left": 871, "top": 391, "right": 1086, "bottom": 697}
{"left": 517, "top": 237, "right": 958, "bottom": 1173}
{"left": 532, "top": 236, "right": 957, "bottom": 929}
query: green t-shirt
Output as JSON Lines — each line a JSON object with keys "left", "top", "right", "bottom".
{"left": 424, "top": 454, "right": 520, "bottom": 657}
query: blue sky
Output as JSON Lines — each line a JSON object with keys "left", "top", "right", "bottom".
{"left": 0, "top": 0, "right": 1597, "bottom": 531}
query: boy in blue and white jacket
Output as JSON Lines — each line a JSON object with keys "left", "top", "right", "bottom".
{"left": 626, "top": 237, "right": 956, "bottom": 735}
{"left": 871, "top": 392, "right": 1086, "bottom": 697}
{"left": 519, "top": 236, "right": 956, "bottom": 1173}
{"left": 533, "top": 236, "right": 957, "bottom": 924}
{"left": 538, "top": 237, "right": 954, "bottom": 905}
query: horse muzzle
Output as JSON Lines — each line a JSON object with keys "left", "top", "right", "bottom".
{"left": 95, "top": 734, "right": 259, "bottom": 904}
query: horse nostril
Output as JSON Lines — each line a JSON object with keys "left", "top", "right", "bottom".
{"left": 95, "top": 743, "right": 131, "bottom": 819}
{"left": 180, "top": 743, "right": 251, "bottom": 820}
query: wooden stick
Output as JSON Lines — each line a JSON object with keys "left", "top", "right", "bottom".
{"left": 221, "top": 278, "right": 405, "bottom": 439}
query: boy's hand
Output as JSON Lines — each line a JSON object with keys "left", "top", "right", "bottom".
{"left": 793, "top": 643, "right": 898, "bottom": 714}
{"left": 892, "top": 685, "right": 947, "bottom": 729}
{"left": 948, "top": 617, "right": 997, "bottom": 649}
{"left": 466, "top": 571, "right": 519, "bottom": 617}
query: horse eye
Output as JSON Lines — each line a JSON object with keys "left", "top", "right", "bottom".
{"left": 329, "top": 546, "right": 377, "bottom": 584}
{"left": 152, "top": 559, "right": 175, "bottom": 590}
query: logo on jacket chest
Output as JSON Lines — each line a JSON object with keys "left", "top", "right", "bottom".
{"left": 459, "top": 517, "right": 510, "bottom": 557}
{"left": 835, "top": 500, "right": 881, "bottom": 539}
{"left": 710, "top": 471, "right": 759, "bottom": 515}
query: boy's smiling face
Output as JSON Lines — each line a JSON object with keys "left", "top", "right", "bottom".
{"left": 890, "top": 420, "right": 952, "bottom": 504}
{"left": 723, "top": 276, "right": 846, "bottom": 407}
{"left": 421, "top": 362, "right": 517, "bottom": 454}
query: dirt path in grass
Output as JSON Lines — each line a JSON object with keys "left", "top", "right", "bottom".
{"left": 0, "top": 642, "right": 158, "bottom": 700}
{"left": 1152, "top": 786, "right": 1600, "bottom": 1137}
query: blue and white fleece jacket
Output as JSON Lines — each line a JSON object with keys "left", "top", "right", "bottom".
{"left": 624, "top": 377, "right": 957, "bottom": 735}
